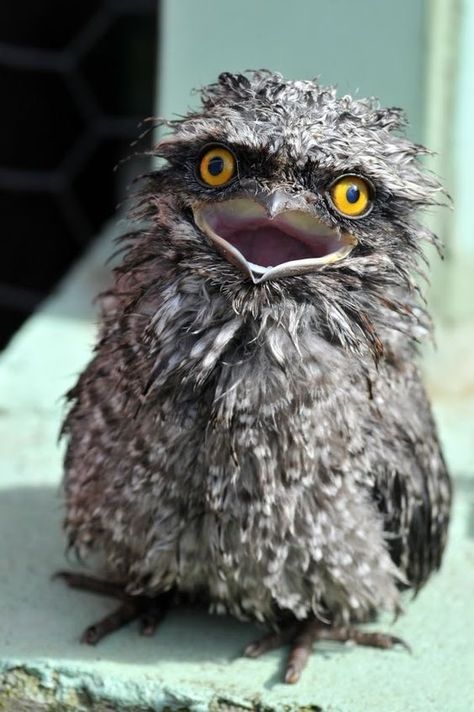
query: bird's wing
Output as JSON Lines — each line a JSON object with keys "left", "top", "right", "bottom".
{"left": 366, "top": 361, "right": 451, "bottom": 591}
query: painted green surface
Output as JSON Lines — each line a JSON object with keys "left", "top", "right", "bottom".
{"left": 158, "top": 0, "right": 425, "bottom": 141}
{"left": 438, "top": 0, "right": 474, "bottom": 323}
{"left": 453, "top": 0, "right": 474, "bottom": 256}
{"left": 0, "top": 227, "right": 473, "bottom": 711}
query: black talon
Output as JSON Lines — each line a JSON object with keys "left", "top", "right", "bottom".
{"left": 55, "top": 569, "right": 174, "bottom": 644}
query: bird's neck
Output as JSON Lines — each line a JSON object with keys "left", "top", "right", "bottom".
{"left": 134, "top": 280, "right": 375, "bottom": 418}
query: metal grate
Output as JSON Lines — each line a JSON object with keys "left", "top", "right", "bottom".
{"left": 0, "top": 0, "right": 158, "bottom": 348}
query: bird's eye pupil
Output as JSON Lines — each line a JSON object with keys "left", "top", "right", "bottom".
{"left": 207, "top": 156, "right": 224, "bottom": 176}
{"left": 346, "top": 185, "right": 360, "bottom": 203}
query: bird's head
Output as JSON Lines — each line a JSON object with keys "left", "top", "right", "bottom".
{"left": 130, "top": 71, "right": 446, "bottom": 357}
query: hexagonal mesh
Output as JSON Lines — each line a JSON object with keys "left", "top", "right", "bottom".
{"left": 0, "top": 0, "right": 158, "bottom": 348}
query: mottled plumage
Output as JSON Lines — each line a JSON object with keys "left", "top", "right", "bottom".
{"left": 60, "top": 71, "right": 451, "bottom": 681}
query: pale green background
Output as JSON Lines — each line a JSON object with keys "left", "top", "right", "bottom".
{"left": 159, "top": 0, "right": 425, "bottom": 140}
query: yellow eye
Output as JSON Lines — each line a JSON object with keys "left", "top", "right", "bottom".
{"left": 330, "top": 175, "right": 372, "bottom": 217}
{"left": 199, "top": 146, "right": 236, "bottom": 187}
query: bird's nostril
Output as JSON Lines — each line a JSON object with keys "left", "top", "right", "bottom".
{"left": 265, "top": 190, "right": 290, "bottom": 217}
{"left": 263, "top": 190, "right": 312, "bottom": 218}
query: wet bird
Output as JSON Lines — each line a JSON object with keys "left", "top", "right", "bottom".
{"left": 57, "top": 71, "right": 451, "bottom": 684}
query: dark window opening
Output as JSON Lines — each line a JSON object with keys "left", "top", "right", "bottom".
{"left": 0, "top": 0, "right": 158, "bottom": 349}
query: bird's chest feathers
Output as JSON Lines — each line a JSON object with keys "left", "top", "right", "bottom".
{"left": 146, "top": 292, "right": 358, "bottom": 513}
{"left": 147, "top": 286, "right": 349, "bottom": 412}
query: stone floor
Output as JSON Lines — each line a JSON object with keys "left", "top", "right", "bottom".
{"left": 1, "top": 225, "right": 473, "bottom": 711}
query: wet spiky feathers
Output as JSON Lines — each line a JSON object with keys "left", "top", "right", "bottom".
{"left": 62, "top": 71, "right": 451, "bottom": 632}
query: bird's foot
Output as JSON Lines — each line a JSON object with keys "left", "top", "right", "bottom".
{"left": 244, "top": 619, "right": 410, "bottom": 684}
{"left": 54, "top": 571, "right": 173, "bottom": 644}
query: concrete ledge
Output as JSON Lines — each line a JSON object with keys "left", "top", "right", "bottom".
{"left": 1, "top": 226, "right": 473, "bottom": 711}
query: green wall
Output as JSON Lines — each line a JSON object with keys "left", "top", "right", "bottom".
{"left": 453, "top": 0, "right": 474, "bottom": 255}
{"left": 158, "top": 0, "right": 425, "bottom": 141}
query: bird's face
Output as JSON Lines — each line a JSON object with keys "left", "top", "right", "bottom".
{"left": 143, "top": 72, "right": 443, "bottom": 323}
{"left": 192, "top": 145, "right": 363, "bottom": 284}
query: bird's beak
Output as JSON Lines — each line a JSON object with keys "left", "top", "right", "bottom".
{"left": 193, "top": 192, "right": 357, "bottom": 283}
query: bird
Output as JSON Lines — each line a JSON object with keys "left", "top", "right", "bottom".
{"left": 57, "top": 70, "right": 451, "bottom": 684}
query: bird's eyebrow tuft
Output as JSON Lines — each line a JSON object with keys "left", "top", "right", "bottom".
{"left": 153, "top": 134, "right": 274, "bottom": 170}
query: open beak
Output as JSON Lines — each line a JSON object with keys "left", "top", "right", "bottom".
{"left": 193, "top": 196, "right": 357, "bottom": 283}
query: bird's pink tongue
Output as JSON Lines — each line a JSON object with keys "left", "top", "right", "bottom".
{"left": 225, "top": 225, "right": 322, "bottom": 267}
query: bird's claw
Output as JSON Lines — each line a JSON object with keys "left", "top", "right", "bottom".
{"left": 244, "top": 620, "right": 411, "bottom": 684}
